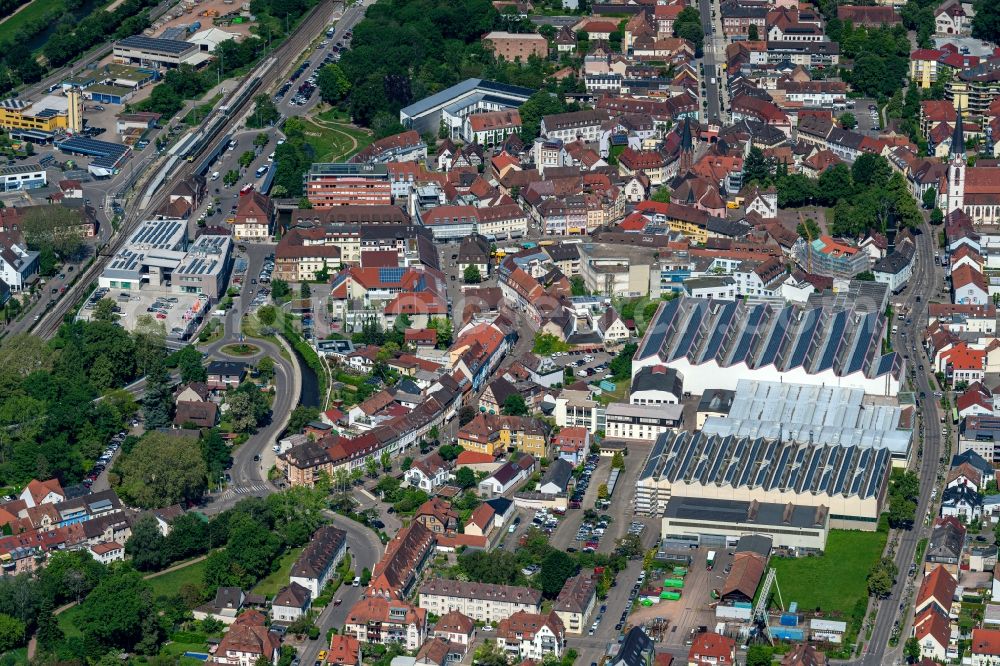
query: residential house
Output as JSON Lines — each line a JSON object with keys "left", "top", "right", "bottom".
{"left": 88, "top": 541, "right": 124, "bottom": 564}
{"left": 458, "top": 414, "right": 548, "bottom": 458}
{"left": 495, "top": 611, "right": 566, "bottom": 661}
{"left": 926, "top": 516, "right": 965, "bottom": 577}
{"left": 465, "top": 503, "right": 497, "bottom": 538}
{"left": 941, "top": 483, "right": 983, "bottom": 522}
{"left": 915, "top": 565, "right": 957, "bottom": 617}
{"left": 953, "top": 264, "right": 989, "bottom": 305}
{"left": 367, "top": 521, "right": 436, "bottom": 599}
{"left": 19, "top": 479, "right": 64, "bottom": 508}
{"left": 419, "top": 580, "right": 542, "bottom": 624}
{"left": 553, "top": 571, "right": 597, "bottom": 635}
{"left": 289, "top": 525, "right": 347, "bottom": 599}
{"left": 405, "top": 452, "right": 450, "bottom": 492}
{"left": 629, "top": 365, "right": 683, "bottom": 405}
{"left": 344, "top": 597, "right": 427, "bottom": 650}
{"left": 414, "top": 498, "right": 459, "bottom": 535}
{"left": 206, "top": 361, "right": 247, "bottom": 390}
{"left": 479, "top": 455, "right": 535, "bottom": 497}
{"left": 609, "top": 627, "right": 658, "bottom": 666}
{"left": 271, "top": 582, "right": 311, "bottom": 623}
{"left": 212, "top": 610, "right": 280, "bottom": 666}
{"left": 433, "top": 610, "right": 476, "bottom": 647}
{"left": 326, "top": 635, "right": 362, "bottom": 666}
{"left": 231, "top": 192, "right": 274, "bottom": 240}
{"left": 539, "top": 458, "right": 574, "bottom": 495}
{"left": 912, "top": 607, "right": 950, "bottom": 662}
{"left": 595, "top": 307, "right": 630, "bottom": 347}
{"left": 688, "top": 632, "right": 736, "bottom": 665}
{"left": 174, "top": 401, "right": 219, "bottom": 428}
{"left": 970, "top": 628, "right": 1000, "bottom": 666}
{"left": 554, "top": 427, "right": 590, "bottom": 465}
{"left": 0, "top": 231, "right": 39, "bottom": 292}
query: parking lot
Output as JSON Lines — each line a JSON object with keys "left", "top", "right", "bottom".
{"left": 855, "top": 98, "right": 881, "bottom": 135}
{"left": 80, "top": 286, "right": 207, "bottom": 336}
{"left": 551, "top": 350, "right": 613, "bottom": 383}
{"left": 626, "top": 547, "right": 734, "bottom": 647}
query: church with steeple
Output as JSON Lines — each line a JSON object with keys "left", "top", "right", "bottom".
{"left": 945, "top": 105, "right": 1000, "bottom": 224}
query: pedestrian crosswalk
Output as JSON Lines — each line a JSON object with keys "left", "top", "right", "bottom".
{"left": 220, "top": 483, "right": 270, "bottom": 500}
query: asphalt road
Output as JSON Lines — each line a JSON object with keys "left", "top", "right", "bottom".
{"left": 296, "top": 511, "right": 385, "bottom": 666}
{"left": 697, "top": 0, "right": 724, "bottom": 123}
{"left": 849, "top": 218, "right": 943, "bottom": 666}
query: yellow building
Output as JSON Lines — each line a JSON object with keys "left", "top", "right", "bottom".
{"left": 457, "top": 414, "right": 549, "bottom": 459}
{"left": 0, "top": 92, "right": 81, "bottom": 133}
{"left": 668, "top": 219, "right": 708, "bottom": 244}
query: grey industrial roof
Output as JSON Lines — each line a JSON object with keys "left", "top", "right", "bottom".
{"left": 638, "top": 429, "right": 891, "bottom": 502}
{"left": 700, "top": 379, "right": 912, "bottom": 457}
{"left": 663, "top": 496, "right": 829, "bottom": 530}
{"left": 116, "top": 35, "right": 196, "bottom": 55}
{"left": 638, "top": 295, "right": 900, "bottom": 382}
{"left": 697, "top": 388, "right": 736, "bottom": 414}
{"left": 400, "top": 78, "right": 535, "bottom": 119}
{"left": 0, "top": 163, "right": 44, "bottom": 176}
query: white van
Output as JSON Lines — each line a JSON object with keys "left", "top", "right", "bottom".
{"left": 211, "top": 171, "right": 220, "bottom": 181}
{"left": 352, "top": 576, "right": 361, "bottom": 587}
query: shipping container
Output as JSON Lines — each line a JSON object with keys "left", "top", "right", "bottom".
{"left": 672, "top": 566, "right": 688, "bottom": 576}
{"left": 660, "top": 591, "right": 681, "bottom": 601}
{"left": 663, "top": 578, "right": 685, "bottom": 588}
{"left": 770, "top": 627, "right": 805, "bottom": 641}
{"left": 780, "top": 613, "right": 799, "bottom": 627}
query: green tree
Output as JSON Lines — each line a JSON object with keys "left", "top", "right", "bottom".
{"left": 300, "top": 282, "right": 312, "bottom": 298}
{"left": 223, "top": 170, "right": 240, "bottom": 187}
{"left": 36, "top": 597, "right": 63, "bottom": 651}
{"left": 502, "top": 394, "right": 528, "bottom": 416}
{"left": 285, "top": 406, "right": 321, "bottom": 435}
{"left": 174, "top": 345, "right": 208, "bottom": 383}
{"left": 365, "top": 457, "right": 379, "bottom": 478}
{"left": 972, "top": 0, "right": 1000, "bottom": 43}
{"left": 0, "top": 614, "right": 25, "bottom": 653}
{"left": 200, "top": 428, "right": 231, "bottom": 481}
{"left": 672, "top": 7, "right": 704, "bottom": 55}
{"left": 743, "top": 146, "right": 772, "bottom": 185}
{"left": 455, "top": 466, "right": 476, "bottom": 489}
{"left": 867, "top": 557, "right": 897, "bottom": 598}
{"left": 463, "top": 264, "right": 482, "bottom": 284}
{"left": 473, "top": 641, "right": 511, "bottom": 666}
{"left": 318, "top": 64, "right": 352, "bottom": 104}
{"left": 112, "top": 431, "right": 208, "bottom": 508}
{"left": 94, "top": 298, "right": 117, "bottom": 322}
{"left": 247, "top": 95, "right": 280, "bottom": 128}
{"left": 570, "top": 276, "right": 587, "bottom": 296}
{"left": 77, "top": 569, "right": 158, "bottom": 654}
{"left": 611, "top": 451, "right": 625, "bottom": 469}
{"left": 747, "top": 23, "right": 759, "bottom": 40}
{"left": 227, "top": 514, "right": 282, "bottom": 583}
{"left": 838, "top": 112, "right": 857, "bottom": 129}
{"left": 930, "top": 207, "right": 944, "bottom": 225}
{"left": 254, "top": 133, "right": 269, "bottom": 148}
{"left": 257, "top": 356, "right": 276, "bottom": 383}
{"left": 142, "top": 361, "right": 174, "bottom": 429}
{"left": 816, "top": 163, "right": 854, "bottom": 207}
{"left": 532, "top": 333, "right": 570, "bottom": 355}
{"left": 539, "top": 550, "right": 579, "bottom": 598}
{"left": 851, "top": 153, "right": 892, "bottom": 188}
{"left": 615, "top": 533, "right": 643, "bottom": 559}
{"left": 904, "top": 636, "right": 921, "bottom": 663}
{"left": 922, "top": 186, "right": 938, "bottom": 210}
{"left": 271, "top": 279, "right": 291, "bottom": 300}
{"left": 650, "top": 187, "right": 670, "bottom": 203}
{"left": 239, "top": 150, "right": 255, "bottom": 169}
{"left": 257, "top": 304, "right": 277, "bottom": 327}
{"left": 746, "top": 645, "right": 773, "bottom": 666}
{"left": 125, "top": 515, "right": 168, "bottom": 571}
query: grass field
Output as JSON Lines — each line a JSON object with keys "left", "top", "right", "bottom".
{"left": 769, "top": 530, "right": 886, "bottom": 614}
{"left": 253, "top": 546, "right": 303, "bottom": 597}
{"left": 0, "top": 0, "right": 63, "bottom": 37}
{"left": 301, "top": 114, "right": 373, "bottom": 162}
{"left": 146, "top": 558, "right": 209, "bottom": 599}
{"left": 57, "top": 605, "right": 84, "bottom": 639}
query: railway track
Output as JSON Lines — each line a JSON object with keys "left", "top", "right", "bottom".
{"left": 28, "top": 0, "right": 337, "bottom": 339}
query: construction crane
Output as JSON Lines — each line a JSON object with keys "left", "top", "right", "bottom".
{"left": 752, "top": 568, "right": 784, "bottom": 645}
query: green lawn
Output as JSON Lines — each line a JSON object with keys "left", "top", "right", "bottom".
{"left": 160, "top": 639, "right": 212, "bottom": 665}
{"left": 301, "top": 117, "right": 372, "bottom": 162}
{"left": 769, "top": 530, "right": 886, "bottom": 614}
{"left": 0, "top": 0, "right": 64, "bottom": 39}
{"left": 146, "top": 558, "right": 209, "bottom": 599}
{"left": 57, "top": 605, "right": 85, "bottom": 640}
{"left": 253, "top": 546, "right": 303, "bottom": 597}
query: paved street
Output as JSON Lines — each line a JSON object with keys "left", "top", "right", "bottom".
{"left": 698, "top": 0, "right": 725, "bottom": 123}
{"left": 849, "top": 218, "right": 943, "bottom": 666}
{"left": 296, "top": 512, "right": 385, "bottom": 666}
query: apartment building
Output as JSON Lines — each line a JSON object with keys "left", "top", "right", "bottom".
{"left": 305, "top": 163, "right": 392, "bottom": 208}
{"left": 553, "top": 572, "right": 597, "bottom": 635}
{"left": 419, "top": 580, "right": 542, "bottom": 624}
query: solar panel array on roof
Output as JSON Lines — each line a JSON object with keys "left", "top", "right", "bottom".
{"left": 56, "top": 137, "right": 129, "bottom": 160}
{"left": 117, "top": 35, "right": 195, "bottom": 55}
{"left": 379, "top": 266, "right": 405, "bottom": 284}
{"left": 634, "top": 296, "right": 900, "bottom": 388}
{"left": 637, "top": 430, "right": 890, "bottom": 503}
